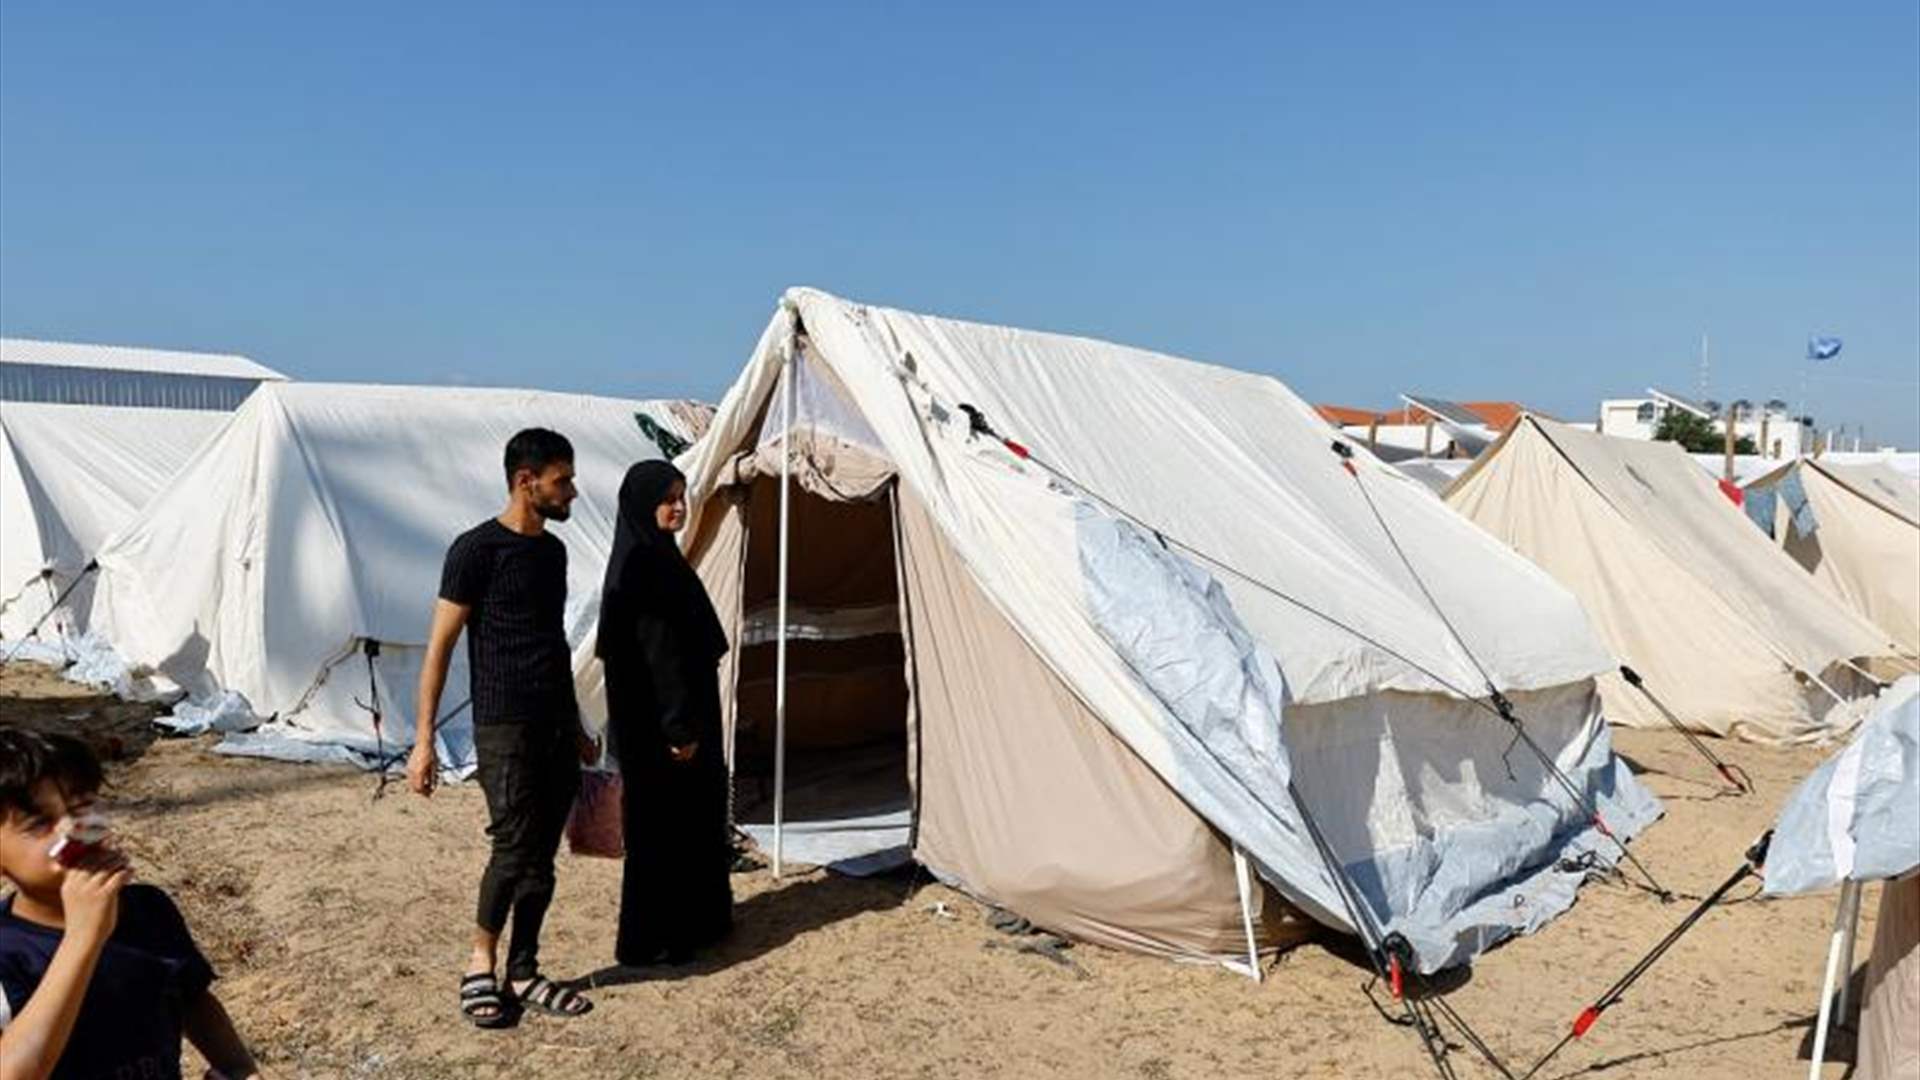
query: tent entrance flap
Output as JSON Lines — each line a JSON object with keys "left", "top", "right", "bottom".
{"left": 728, "top": 475, "right": 912, "bottom": 875}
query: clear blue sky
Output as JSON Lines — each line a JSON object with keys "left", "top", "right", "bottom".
{"left": 4, "top": 3, "right": 1916, "bottom": 444}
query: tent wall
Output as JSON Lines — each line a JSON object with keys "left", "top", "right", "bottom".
{"left": 1860, "top": 874, "right": 1920, "bottom": 1079}
{"left": 577, "top": 289, "right": 1657, "bottom": 971}
{"left": 677, "top": 454, "right": 1305, "bottom": 960}
{"left": 0, "top": 403, "right": 230, "bottom": 642}
{"left": 895, "top": 487, "right": 1307, "bottom": 960}
{"left": 1754, "top": 463, "right": 1920, "bottom": 657}
{"left": 94, "top": 383, "right": 695, "bottom": 770}
{"left": 1447, "top": 418, "right": 1893, "bottom": 743}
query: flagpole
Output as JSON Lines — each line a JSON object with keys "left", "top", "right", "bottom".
{"left": 1797, "top": 336, "right": 1809, "bottom": 460}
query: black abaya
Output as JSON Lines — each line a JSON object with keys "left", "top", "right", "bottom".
{"left": 597, "top": 461, "right": 733, "bottom": 964}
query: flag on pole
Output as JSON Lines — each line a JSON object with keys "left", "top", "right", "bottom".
{"left": 1808, "top": 336, "right": 1843, "bottom": 361}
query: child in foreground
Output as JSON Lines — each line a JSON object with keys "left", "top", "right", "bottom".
{"left": 0, "top": 728, "right": 264, "bottom": 1080}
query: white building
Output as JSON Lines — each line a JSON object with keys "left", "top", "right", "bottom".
{"left": 1598, "top": 387, "right": 1808, "bottom": 459}
{"left": 1, "top": 337, "right": 285, "bottom": 410}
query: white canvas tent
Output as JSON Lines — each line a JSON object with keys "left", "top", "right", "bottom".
{"left": 1, "top": 403, "right": 234, "bottom": 646}
{"left": 89, "top": 382, "right": 705, "bottom": 772}
{"left": 1445, "top": 416, "right": 1902, "bottom": 744}
{"left": 1763, "top": 675, "right": 1920, "bottom": 1078}
{"left": 575, "top": 288, "right": 1659, "bottom": 973}
{"left": 1743, "top": 458, "right": 1920, "bottom": 658}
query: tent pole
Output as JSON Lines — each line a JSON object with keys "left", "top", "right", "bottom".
{"left": 1808, "top": 878, "right": 1862, "bottom": 1079}
{"left": 1231, "top": 843, "right": 1262, "bottom": 983}
{"left": 1835, "top": 877, "right": 1864, "bottom": 1020}
{"left": 773, "top": 343, "right": 796, "bottom": 879}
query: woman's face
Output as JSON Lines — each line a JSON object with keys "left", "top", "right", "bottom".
{"left": 655, "top": 479, "right": 688, "bottom": 533}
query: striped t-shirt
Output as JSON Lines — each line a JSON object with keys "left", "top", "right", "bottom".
{"left": 438, "top": 519, "right": 577, "bottom": 726}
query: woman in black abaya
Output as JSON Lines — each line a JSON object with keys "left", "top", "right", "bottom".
{"left": 597, "top": 460, "right": 733, "bottom": 965}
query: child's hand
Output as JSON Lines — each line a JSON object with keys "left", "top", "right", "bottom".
{"left": 59, "top": 850, "right": 131, "bottom": 945}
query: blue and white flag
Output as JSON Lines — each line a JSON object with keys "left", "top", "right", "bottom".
{"left": 1808, "top": 335, "right": 1843, "bottom": 361}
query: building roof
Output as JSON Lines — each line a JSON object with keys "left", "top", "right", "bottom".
{"left": 1, "top": 338, "right": 284, "bottom": 382}
{"left": 1374, "top": 400, "right": 1542, "bottom": 430}
{"left": 1315, "top": 399, "right": 1546, "bottom": 431}
{"left": 1314, "top": 404, "right": 1383, "bottom": 427}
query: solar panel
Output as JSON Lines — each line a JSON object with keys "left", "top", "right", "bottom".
{"left": 1399, "top": 393, "right": 1485, "bottom": 428}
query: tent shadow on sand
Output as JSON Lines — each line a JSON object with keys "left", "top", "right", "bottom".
{"left": 0, "top": 662, "right": 165, "bottom": 765}
{"left": 559, "top": 867, "right": 916, "bottom": 992}
{"left": 1611, "top": 751, "right": 1749, "bottom": 804}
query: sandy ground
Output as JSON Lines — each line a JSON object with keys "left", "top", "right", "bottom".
{"left": 0, "top": 660, "right": 1884, "bottom": 1079}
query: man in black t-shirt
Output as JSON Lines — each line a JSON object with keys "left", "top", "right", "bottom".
{"left": 409, "top": 428, "right": 600, "bottom": 1027}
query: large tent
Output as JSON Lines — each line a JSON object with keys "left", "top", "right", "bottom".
{"left": 575, "top": 288, "right": 1658, "bottom": 974}
{"left": 1763, "top": 675, "right": 1920, "bottom": 1078}
{"left": 1742, "top": 457, "right": 1920, "bottom": 658}
{"left": 89, "top": 382, "right": 705, "bottom": 771}
{"left": 1, "top": 403, "right": 234, "bottom": 645}
{"left": 1444, "top": 416, "right": 1902, "bottom": 744}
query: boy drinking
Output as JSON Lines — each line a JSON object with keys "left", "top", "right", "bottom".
{"left": 0, "top": 728, "right": 264, "bottom": 1079}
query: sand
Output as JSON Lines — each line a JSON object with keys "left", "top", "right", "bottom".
{"left": 0, "top": 660, "right": 1878, "bottom": 1079}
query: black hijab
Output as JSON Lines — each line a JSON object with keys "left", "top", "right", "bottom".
{"left": 596, "top": 460, "right": 729, "bottom": 664}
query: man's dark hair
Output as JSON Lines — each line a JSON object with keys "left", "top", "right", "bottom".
{"left": 0, "top": 728, "right": 103, "bottom": 819}
{"left": 503, "top": 428, "right": 574, "bottom": 488}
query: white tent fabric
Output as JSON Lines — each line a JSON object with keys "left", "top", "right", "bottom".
{"left": 580, "top": 288, "right": 1659, "bottom": 972}
{"left": 1764, "top": 675, "right": 1920, "bottom": 1079}
{"left": 1744, "top": 459, "right": 1920, "bottom": 657}
{"left": 1, "top": 403, "right": 232, "bottom": 644}
{"left": 1688, "top": 453, "right": 1785, "bottom": 487}
{"left": 90, "top": 382, "right": 700, "bottom": 773}
{"left": 1692, "top": 451, "right": 1920, "bottom": 490}
{"left": 1446, "top": 417, "right": 1901, "bottom": 743}
{"left": 1394, "top": 457, "right": 1475, "bottom": 495}
{"left": 1823, "top": 461, "right": 1920, "bottom": 524}
{"left": 1766, "top": 675, "right": 1920, "bottom": 896}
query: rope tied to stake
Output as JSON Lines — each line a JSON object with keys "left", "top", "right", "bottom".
{"left": 1, "top": 559, "right": 100, "bottom": 665}
{"left": 1616, "top": 664, "right": 1752, "bottom": 795}
{"left": 1519, "top": 831, "right": 1773, "bottom": 1080}
{"left": 351, "top": 639, "right": 394, "bottom": 799}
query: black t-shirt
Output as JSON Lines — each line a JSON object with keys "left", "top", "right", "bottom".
{"left": 439, "top": 518, "right": 577, "bottom": 725}
{"left": 0, "top": 884, "right": 215, "bottom": 1080}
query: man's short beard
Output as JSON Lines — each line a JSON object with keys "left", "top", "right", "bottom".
{"left": 534, "top": 499, "right": 572, "bottom": 522}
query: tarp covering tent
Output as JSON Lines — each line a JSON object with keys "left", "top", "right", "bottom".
{"left": 1394, "top": 457, "right": 1474, "bottom": 495}
{"left": 1743, "top": 458, "right": 1920, "bottom": 658}
{"left": 1, "top": 403, "right": 233, "bottom": 646}
{"left": 1444, "top": 416, "right": 1901, "bottom": 744}
{"left": 575, "top": 288, "right": 1659, "bottom": 974}
{"left": 1763, "top": 675, "right": 1920, "bottom": 1078}
{"left": 89, "top": 382, "right": 706, "bottom": 772}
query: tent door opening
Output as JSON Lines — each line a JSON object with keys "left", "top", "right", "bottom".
{"left": 729, "top": 474, "right": 913, "bottom": 876}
